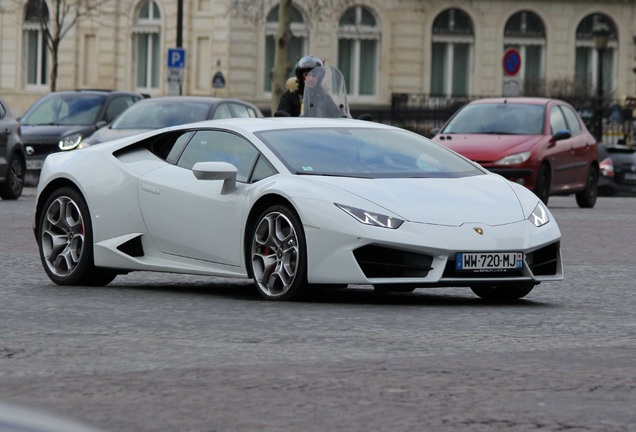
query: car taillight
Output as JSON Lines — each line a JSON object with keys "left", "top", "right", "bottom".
{"left": 599, "top": 157, "right": 614, "bottom": 178}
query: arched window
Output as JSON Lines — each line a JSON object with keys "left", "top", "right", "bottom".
{"left": 574, "top": 13, "right": 618, "bottom": 97}
{"left": 430, "top": 8, "right": 473, "bottom": 97}
{"left": 338, "top": 6, "right": 380, "bottom": 98}
{"left": 132, "top": 0, "right": 161, "bottom": 90}
{"left": 23, "top": 0, "right": 49, "bottom": 87}
{"left": 504, "top": 11, "right": 546, "bottom": 95}
{"left": 264, "top": 4, "right": 307, "bottom": 92}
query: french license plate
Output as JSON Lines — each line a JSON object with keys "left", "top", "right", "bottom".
{"left": 623, "top": 172, "right": 636, "bottom": 181}
{"left": 26, "top": 159, "right": 44, "bottom": 170}
{"left": 456, "top": 252, "right": 523, "bottom": 272}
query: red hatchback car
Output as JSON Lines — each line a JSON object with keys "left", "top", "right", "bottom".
{"left": 432, "top": 97, "right": 599, "bottom": 208}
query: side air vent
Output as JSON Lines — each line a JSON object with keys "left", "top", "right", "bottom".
{"left": 117, "top": 236, "right": 145, "bottom": 257}
{"left": 353, "top": 245, "right": 434, "bottom": 278}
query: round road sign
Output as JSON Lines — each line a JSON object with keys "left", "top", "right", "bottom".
{"left": 503, "top": 48, "right": 522, "bottom": 76}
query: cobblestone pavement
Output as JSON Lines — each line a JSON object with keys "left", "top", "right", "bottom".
{"left": 1, "top": 194, "right": 635, "bottom": 431}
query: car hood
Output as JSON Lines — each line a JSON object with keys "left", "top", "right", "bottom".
{"left": 87, "top": 127, "right": 151, "bottom": 145}
{"left": 20, "top": 124, "right": 93, "bottom": 142}
{"left": 313, "top": 174, "right": 526, "bottom": 226}
{"left": 433, "top": 134, "right": 543, "bottom": 162}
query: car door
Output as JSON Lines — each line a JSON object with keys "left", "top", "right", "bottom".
{"left": 560, "top": 104, "right": 594, "bottom": 189}
{"left": 137, "top": 129, "right": 260, "bottom": 266}
{"left": 548, "top": 105, "right": 582, "bottom": 191}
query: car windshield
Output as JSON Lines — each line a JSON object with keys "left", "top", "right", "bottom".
{"left": 256, "top": 127, "right": 485, "bottom": 178}
{"left": 112, "top": 101, "right": 213, "bottom": 129}
{"left": 442, "top": 103, "right": 545, "bottom": 135}
{"left": 21, "top": 93, "right": 106, "bottom": 126}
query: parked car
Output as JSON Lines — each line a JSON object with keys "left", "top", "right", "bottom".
{"left": 19, "top": 89, "right": 146, "bottom": 184}
{"left": 34, "top": 117, "right": 562, "bottom": 302}
{"left": 83, "top": 96, "right": 263, "bottom": 145}
{"left": 432, "top": 97, "right": 599, "bottom": 208}
{"left": 597, "top": 143, "right": 636, "bottom": 196}
{"left": 0, "top": 97, "right": 26, "bottom": 200}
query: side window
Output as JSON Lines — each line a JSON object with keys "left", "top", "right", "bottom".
{"left": 251, "top": 156, "right": 277, "bottom": 182}
{"left": 212, "top": 104, "right": 232, "bottom": 119}
{"left": 165, "top": 131, "right": 196, "bottom": 164}
{"left": 176, "top": 130, "right": 260, "bottom": 182}
{"left": 106, "top": 96, "right": 136, "bottom": 123}
{"left": 0, "top": 102, "right": 6, "bottom": 119}
{"left": 549, "top": 107, "right": 568, "bottom": 135}
{"left": 230, "top": 103, "right": 254, "bottom": 118}
{"left": 561, "top": 106, "right": 582, "bottom": 136}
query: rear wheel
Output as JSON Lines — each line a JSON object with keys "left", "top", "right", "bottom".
{"left": 575, "top": 167, "right": 598, "bottom": 208}
{"left": 0, "top": 153, "right": 25, "bottom": 200}
{"left": 471, "top": 283, "right": 534, "bottom": 301}
{"left": 534, "top": 164, "right": 550, "bottom": 205}
{"left": 249, "top": 205, "right": 307, "bottom": 300}
{"left": 37, "top": 187, "right": 117, "bottom": 286}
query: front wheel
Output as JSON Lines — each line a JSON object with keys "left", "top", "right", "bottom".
{"left": 37, "top": 187, "right": 117, "bottom": 286}
{"left": 249, "top": 205, "right": 307, "bottom": 300}
{"left": 471, "top": 284, "right": 534, "bottom": 301}
{"left": 575, "top": 167, "right": 598, "bottom": 208}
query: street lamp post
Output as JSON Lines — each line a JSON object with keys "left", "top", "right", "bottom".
{"left": 592, "top": 19, "right": 610, "bottom": 142}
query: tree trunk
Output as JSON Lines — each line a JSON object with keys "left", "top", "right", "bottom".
{"left": 50, "top": 40, "right": 59, "bottom": 92}
{"left": 270, "top": 0, "right": 293, "bottom": 114}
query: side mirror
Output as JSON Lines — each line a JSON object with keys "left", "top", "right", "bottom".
{"left": 430, "top": 128, "right": 440, "bottom": 136}
{"left": 550, "top": 129, "right": 571, "bottom": 143}
{"left": 192, "top": 161, "right": 238, "bottom": 194}
{"left": 357, "top": 114, "right": 373, "bottom": 121}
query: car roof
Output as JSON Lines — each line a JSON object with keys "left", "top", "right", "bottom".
{"left": 468, "top": 97, "right": 559, "bottom": 106}
{"left": 134, "top": 96, "right": 256, "bottom": 105}
{"left": 45, "top": 89, "right": 146, "bottom": 98}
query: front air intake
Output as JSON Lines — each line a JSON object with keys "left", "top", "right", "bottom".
{"left": 353, "top": 245, "right": 434, "bottom": 278}
{"left": 526, "top": 241, "right": 559, "bottom": 276}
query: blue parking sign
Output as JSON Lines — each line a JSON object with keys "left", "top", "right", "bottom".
{"left": 167, "top": 48, "right": 186, "bottom": 69}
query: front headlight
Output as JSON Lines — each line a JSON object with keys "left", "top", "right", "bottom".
{"left": 335, "top": 204, "right": 404, "bottom": 229}
{"left": 59, "top": 133, "right": 83, "bottom": 151}
{"left": 528, "top": 201, "right": 549, "bottom": 227}
{"left": 494, "top": 151, "right": 531, "bottom": 165}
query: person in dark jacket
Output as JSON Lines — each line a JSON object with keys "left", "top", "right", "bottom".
{"left": 276, "top": 55, "right": 323, "bottom": 117}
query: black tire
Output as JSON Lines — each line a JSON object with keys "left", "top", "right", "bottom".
{"left": 37, "top": 187, "right": 117, "bottom": 286}
{"left": 471, "top": 283, "right": 534, "bottom": 301}
{"left": 249, "top": 205, "right": 307, "bottom": 300}
{"left": 0, "top": 153, "right": 25, "bottom": 200}
{"left": 534, "top": 164, "right": 550, "bottom": 205}
{"left": 575, "top": 167, "right": 598, "bottom": 208}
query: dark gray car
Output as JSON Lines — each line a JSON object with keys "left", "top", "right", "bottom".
{"left": 598, "top": 143, "right": 636, "bottom": 196}
{"left": 0, "top": 97, "right": 26, "bottom": 200}
{"left": 20, "top": 89, "right": 146, "bottom": 185}
{"left": 83, "top": 96, "right": 263, "bottom": 146}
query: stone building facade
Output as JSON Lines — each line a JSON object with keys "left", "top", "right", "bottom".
{"left": 1, "top": 0, "right": 635, "bottom": 116}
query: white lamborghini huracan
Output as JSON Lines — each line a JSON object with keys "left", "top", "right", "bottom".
{"left": 33, "top": 117, "right": 562, "bottom": 301}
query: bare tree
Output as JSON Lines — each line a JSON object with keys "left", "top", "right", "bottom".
{"left": 230, "top": 0, "right": 353, "bottom": 113}
{"left": 19, "top": 0, "right": 112, "bottom": 91}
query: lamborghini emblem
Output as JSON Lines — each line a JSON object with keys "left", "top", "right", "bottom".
{"left": 473, "top": 227, "right": 484, "bottom": 235}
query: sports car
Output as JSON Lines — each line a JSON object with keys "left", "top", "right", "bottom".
{"left": 33, "top": 117, "right": 563, "bottom": 301}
